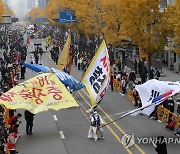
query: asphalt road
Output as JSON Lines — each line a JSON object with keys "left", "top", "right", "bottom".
{"left": 16, "top": 49, "right": 180, "bottom": 154}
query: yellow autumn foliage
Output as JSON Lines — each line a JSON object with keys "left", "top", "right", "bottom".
{"left": 4, "top": 6, "right": 14, "bottom": 16}
{"left": 27, "top": 7, "right": 46, "bottom": 19}
{"left": 46, "top": 0, "right": 61, "bottom": 19}
{"left": 164, "top": 0, "right": 180, "bottom": 55}
{"left": 46, "top": 0, "right": 103, "bottom": 36}
{"left": 71, "top": 0, "right": 103, "bottom": 36}
{"left": 101, "top": 0, "right": 128, "bottom": 45}
{"left": 0, "top": 0, "right": 4, "bottom": 20}
{"left": 45, "top": 0, "right": 176, "bottom": 57}
{"left": 118, "top": 0, "right": 168, "bottom": 55}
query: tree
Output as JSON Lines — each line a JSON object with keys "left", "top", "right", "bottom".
{"left": 27, "top": 7, "right": 46, "bottom": 19}
{"left": 45, "top": 0, "right": 104, "bottom": 37}
{"left": 101, "top": 0, "right": 128, "bottom": 45}
{"left": 73, "top": 0, "right": 104, "bottom": 37}
{"left": 4, "top": 6, "right": 14, "bottom": 16}
{"left": 166, "top": 0, "right": 180, "bottom": 55}
{"left": 0, "top": 0, "right": 4, "bottom": 20}
{"left": 45, "top": 0, "right": 61, "bottom": 19}
{"left": 119, "top": 0, "right": 170, "bottom": 77}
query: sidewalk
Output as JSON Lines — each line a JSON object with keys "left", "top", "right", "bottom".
{"left": 124, "top": 65, "right": 179, "bottom": 82}
{"left": 161, "top": 67, "right": 180, "bottom": 81}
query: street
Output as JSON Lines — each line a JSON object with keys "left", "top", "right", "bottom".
{"left": 16, "top": 50, "right": 180, "bottom": 154}
{"left": 0, "top": 1, "right": 180, "bottom": 154}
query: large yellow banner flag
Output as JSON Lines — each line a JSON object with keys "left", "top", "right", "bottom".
{"left": 0, "top": 73, "right": 79, "bottom": 114}
{"left": 57, "top": 34, "right": 72, "bottom": 74}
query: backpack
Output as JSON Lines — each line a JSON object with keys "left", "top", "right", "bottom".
{"left": 8, "top": 134, "right": 17, "bottom": 144}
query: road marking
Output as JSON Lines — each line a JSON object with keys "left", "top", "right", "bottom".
{"left": 59, "top": 131, "right": 65, "bottom": 139}
{"left": 102, "top": 111, "right": 132, "bottom": 119}
{"left": 46, "top": 51, "right": 143, "bottom": 153}
{"left": 53, "top": 115, "right": 58, "bottom": 121}
{"left": 81, "top": 89, "right": 145, "bottom": 154}
{"left": 78, "top": 91, "right": 133, "bottom": 154}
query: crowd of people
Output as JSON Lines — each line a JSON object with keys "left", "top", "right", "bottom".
{"left": 0, "top": 26, "right": 35, "bottom": 153}
{"left": 109, "top": 55, "right": 180, "bottom": 137}
{"left": 30, "top": 23, "right": 180, "bottom": 146}
{"left": 0, "top": 21, "right": 179, "bottom": 154}
{"left": 46, "top": 31, "right": 179, "bottom": 142}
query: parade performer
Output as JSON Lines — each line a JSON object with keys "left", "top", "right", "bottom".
{"left": 87, "top": 110, "right": 104, "bottom": 141}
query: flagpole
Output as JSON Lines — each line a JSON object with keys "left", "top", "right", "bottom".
{"left": 74, "top": 40, "right": 111, "bottom": 112}
{"left": 100, "top": 93, "right": 176, "bottom": 128}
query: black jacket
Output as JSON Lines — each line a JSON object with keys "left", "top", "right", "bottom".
{"left": 24, "top": 110, "right": 34, "bottom": 122}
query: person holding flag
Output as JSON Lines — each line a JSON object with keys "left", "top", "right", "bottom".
{"left": 87, "top": 110, "right": 104, "bottom": 141}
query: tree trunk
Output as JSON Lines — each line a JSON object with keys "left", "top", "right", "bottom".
{"left": 122, "top": 50, "right": 125, "bottom": 65}
{"left": 148, "top": 52, "right": 152, "bottom": 79}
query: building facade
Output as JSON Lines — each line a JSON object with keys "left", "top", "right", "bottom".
{"left": 38, "top": 0, "right": 49, "bottom": 8}
{"left": 3, "top": 0, "right": 9, "bottom": 7}
{"left": 162, "top": 0, "right": 180, "bottom": 72}
{"left": 27, "top": 0, "right": 36, "bottom": 10}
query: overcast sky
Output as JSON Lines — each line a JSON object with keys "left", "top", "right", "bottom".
{"left": 8, "top": 0, "right": 38, "bottom": 18}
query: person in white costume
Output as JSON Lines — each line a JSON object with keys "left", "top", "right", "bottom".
{"left": 87, "top": 110, "right": 104, "bottom": 141}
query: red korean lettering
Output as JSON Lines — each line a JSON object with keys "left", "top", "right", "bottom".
{"left": 0, "top": 92, "right": 17, "bottom": 102}
{"left": 31, "top": 88, "right": 46, "bottom": 104}
{"left": 47, "top": 86, "right": 62, "bottom": 100}
{"left": 19, "top": 89, "right": 33, "bottom": 99}
{"left": 50, "top": 80, "right": 56, "bottom": 85}
{"left": 30, "top": 80, "right": 38, "bottom": 85}
{"left": 0, "top": 94, "right": 12, "bottom": 102}
{"left": 37, "top": 75, "right": 50, "bottom": 87}
{"left": 100, "top": 56, "right": 107, "bottom": 68}
{"left": 37, "top": 76, "right": 45, "bottom": 87}
{"left": 44, "top": 75, "right": 50, "bottom": 85}
{"left": 100, "top": 56, "right": 109, "bottom": 72}
{"left": 18, "top": 88, "right": 46, "bottom": 104}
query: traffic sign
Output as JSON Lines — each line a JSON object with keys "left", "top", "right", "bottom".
{"left": 35, "top": 18, "right": 46, "bottom": 23}
{"left": 59, "top": 11, "right": 77, "bottom": 24}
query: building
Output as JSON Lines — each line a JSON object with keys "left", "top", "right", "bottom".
{"left": 2, "top": 0, "right": 8, "bottom": 6}
{"left": 2, "top": 0, "right": 11, "bottom": 7}
{"left": 46, "top": 0, "right": 50, "bottom": 4}
{"left": 38, "top": 0, "right": 49, "bottom": 8}
{"left": 161, "top": 0, "right": 180, "bottom": 72}
{"left": 27, "top": 0, "right": 36, "bottom": 10}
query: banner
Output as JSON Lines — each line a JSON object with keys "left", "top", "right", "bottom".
{"left": 0, "top": 73, "right": 79, "bottom": 114}
{"left": 20, "top": 62, "right": 84, "bottom": 92}
{"left": 35, "top": 18, "right": 46, "bottom": 23}
{"left": 135, "top": 79, "right": 180, "bottom": 115}
{"left": 82, "top": 40, "right": 110, "bottom": 107}
{"left": 57, "top": 34, "right": 72, "bottom": 74}
{"left": 51, "top": 68, "right": 85, "bottom": 92}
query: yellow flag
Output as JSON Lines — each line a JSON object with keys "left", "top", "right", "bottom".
{"left": 46, "top": 36, "right": 51, "bottom": 47}
{"left": 57, "top": 34, "right": 72, "bottom": 73}
{"left": 0, "top": 73, "right": 79, "bottom": 114}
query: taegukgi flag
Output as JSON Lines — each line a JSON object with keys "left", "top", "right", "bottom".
{"left": 82, "top": 40, "right": 110, "bottom": 107}
{"left": 135, "top": 79, "right": 180, "bottom": 115}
